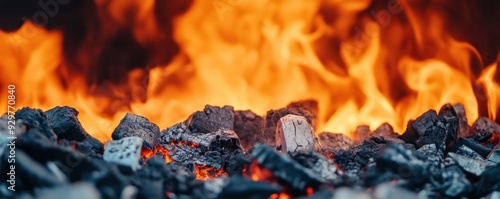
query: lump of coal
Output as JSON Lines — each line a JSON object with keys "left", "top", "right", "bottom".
{"left": 417, "top": 144, "right": 444, "bottom": 171}
{"left": 159, "top": 122, "right": 242, "bottom": 170}
{"left": 103, "top": 137, "right": 143, "bottom": 171}
{"left": 375, "top": 144, "right": 428, "bottom": 187}
{"left": 290, "top": 151, "right": 338, "bottom": 181}
{"left": 276, "top": 114, "right": 320, "bottom": 153}
{"left": 112, "top": 113, "right": 160, "bottom": 149}
{"left": 449, "top": 138, "right": 492, "bottom": 158}
{"left": 447, "top": 152, "right": 495, "bottom": 176}
{"left": 456, "top": 145, "right": 484, "bottom": 160}
{"left": 318, "top": 132, "right": 353, "bottom": 151}
{"left": 453, "top": 104, "right": 470, "bottom": 137}
{"left": 348, "top": 139, "right": 382, "bottom": 167}
{"left": 400, "top": 104, "right": 458, "bottom": 149}
{"left": 15, "top": 107, "right": 57, "bottom": 142}
{"left": 262, "top": 100, "right": 318, "bottom": 147}
{"left": 251, "top": 144, "right": 324, "bottom": 191}
{"left": 187, "top": 105, "right": 234, "bottom": 134}
{"left": 233, "top": 110, "right": 265, "bottom": 150}
{"left": 430, "top": 165, "right": 471, "bottom": 198}
{"left": 373, "top": 123, "right": 398, "bottom": 138}
{"left": 354, "top": 125, "right": 371, "bottom": 141}
{"left": 471, "top": 117, "right": 500, "bottom": 145}
{"left": 476, "top": 165, "right": 500, "bottom": 197}
{"left": 206, "top": 176, "right": 281, "bottom": 199}
{"left": 45, "top": 106, "right": 87, "bottom": 141}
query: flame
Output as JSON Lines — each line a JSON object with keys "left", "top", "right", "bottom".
{"left": 194, "top": 164, "right": 225, "bottom": 180}
{"left": 0, "top": 0, "right": 499, "bottom": 142}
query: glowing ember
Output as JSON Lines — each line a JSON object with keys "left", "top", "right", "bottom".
{"left": 194, "top": 164, "right": 225, "bottom": 180}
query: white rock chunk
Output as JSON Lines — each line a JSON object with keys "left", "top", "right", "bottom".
{"left": 276, "top": 114, "right": 320, "bottom": 153}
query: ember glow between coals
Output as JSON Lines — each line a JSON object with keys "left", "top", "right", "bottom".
{"left": 0, "top": 0, "right": 499, "bottom": 142}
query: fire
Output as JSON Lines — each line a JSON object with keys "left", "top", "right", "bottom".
{"left": 0, "top": 0, "right": 499, "bottom": 142}
{"left": 194, "top": 164, "right": 225, "bottom": 180}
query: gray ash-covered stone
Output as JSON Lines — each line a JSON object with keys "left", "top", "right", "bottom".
{"left": 45, "top": 106, "right": 88, "bottom": 141}
{"left": 430, "top": 165, "right": 471, "bottom": 198}
{"left": 447, "top": 152, "right": 495, "bottom": 176}
{"left": 487, "top": 144, "right": 500, "bottom": 164}
{"left": 276, "top": 114, "right": 320, "bottom": 153}
{"left": 112, "top": 113, "right": 159, "bottom": 149}
{"left": 187, "top": 105, "right": 234, "bottom": 134}
{"left": 103, "top": 137, "right": 143, "bottom": 171}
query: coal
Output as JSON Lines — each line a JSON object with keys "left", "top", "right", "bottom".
{"left": 103, "top": 137, "right": 143, "bottom": 171}
{"left": 373, "top": 122, "right": 398, "bottom": 138}
{"left": 276, "top": 114, "right": 320, "bottom": 153}
{"left": 206, "top": 176, "right": 281, "bottom": 199}
{"left": 251, "top": 144, "right": 324, "bottom": 191}
{"left": 354, "top": 125, "right": 371, "bottom": 141}
{"left": 400, "top": 104, "right": 458, "bottom": 149}
{"left": 417, "top": 144, "right": 444, "bottom": 171}
{"left": 453, "top": 104, "right": 470, "bottom": 137}
{"left": 45, "top": 106, "right": 88, "bottom": 141}
{"left": 187, "top": 105, "right": 234, "bottom": 134}
{"left": 112, "top": 113, "right": 160, "bottom": 149}
{"left": 472, "top": 117, "right": 500, "bottom": 145}
{"left": 476, "top": 165, "right": 500, "bottom": 197}
{"left": 233, "top": 110, "right": 266, "bottom": 150}
{"left": 447, "top": 153, "right": 495, "bottom": 176}
{"left": 487, "top": 144, "right": 500, "bottom": 164}
{"left": 430, "top": 165, "right": 471, "bottom": 198}
{"left": 290, "top": 150, "right": 339, "bottom": 181}
{"left": 318, "top": 132, "right": 353, "bottom": 151}
{"left": 158, "top": 122, "right": 242, "bottom": 170}
{"left": 457, "top": 145, "right": 484, "bottom": 160}
{"left": 449, "top": 137, "right": 492, "bottom": 158}
{"left": 15, "top": 107, "right": 57, "bottom": 142}
{"left": 262, "top": 100, "right": 318, "bottom": 147}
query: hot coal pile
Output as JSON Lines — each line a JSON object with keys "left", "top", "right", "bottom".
{"left": 1, "top": 102, "right": 500, "bottom": 199}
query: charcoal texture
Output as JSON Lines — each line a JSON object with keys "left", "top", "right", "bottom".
{"left": 318, "top": 132, "right": 353, "bottom": 151}
{"left": 233, "top": 110, "right": 265, "bottom": 150}
{"left": 45, "top": 106, "right": 87, "bottom": 141}
{"left": 15, "top": 107, "right": 57, "bottom": 142}
{"left": 112, "top": 113, "right": 160, "bottom": 149}
{"left": 187, "top": 105, "right": 234, "bottom": 134}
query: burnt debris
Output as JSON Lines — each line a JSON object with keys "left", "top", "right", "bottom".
{"left": 2, "top": 102, "right": 500, "bottom": 199}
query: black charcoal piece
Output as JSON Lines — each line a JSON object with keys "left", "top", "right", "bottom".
{"left": 291, "top": 150, "right": 338, "bottom": 181}
{"left": 15, "top": 107, "right": 57, "bottom": 142}
{"left": 35, "top": 182, "right": 101, "bottom": 199}
{"left": 75, "top": 136, "right": 104, "bottom": 155}
{"left": 208, "top": 176, "right": 281, "bottom": 199}
{"left": 159, "top": 122, "right": 242, "bottom": 170}
{"left": 92, "top": 166, "right": 131, "bottom": 199}
{"left": 430, "top": 165, "right": 471, "bottom": 198}
{"left": 318, "top": 132, "right": 353, "bottom": 151}
{"left": 112, "top": 113, "right": 160, "bottom": 149}
{"left": 417, "top": 144, "right": 444, "bottom": 171}
{"left": 187, "top": 105, "right": 234, "bottom": 134}
{"left": 354, "top": 125, "right": 371, "bottom": 141}
{"left": 251, "top": 144, "right": 324, "bottom": 191}
{"left": 45, "top": 106, "right": 87, "bottom": 141}
{"left": 476, "top": 165, "right": 500, "bottom": 197}
{"left": 224, "top": 154, "right": 250, "bottom": 176}
{"left": 453, "top": 104, "right": 470, "bottom": 137}
{"left": 449, "top": 138, "right": 492, "bottom": 158}
{"left": 348, "top": 139, "right": 382, "bottom": 167}
{"left": 471, "top": 117, "right": 500, "bottom": 145}
{"left": 457, "top": 145, "right": 484, "bottom": 160}
{"left": 103, "top": 137, "right": 143, "bottom": 171}
{"left": 373, "top": 123, "right": 398, "bottom": 138}
{"left": 376, "top": 144, "right": 428, "bottom": 187}
{"left": 400, "top": 105, "right": 458, "bottom": 149}
{"left": 233, "top": 110, "right": 265, "bottom": 150}
{"left": 9, "top": 149, "right": 65, "bottom": 188}
{"left": 448, "top": 153, "right": 495, "bottom": 176}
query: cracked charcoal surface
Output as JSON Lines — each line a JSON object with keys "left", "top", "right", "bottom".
{"left": 45, "top": 106, "right": 88, "bottom": 141}
{"left": 112, "top": 113, "right": 160, "bottom": 149}
{"left": 15, "top": 107, "right": 57, "bottom": 142}
{"left": 233, "top": 110, "right": 266, "bottom": 150}
{"left": 187, "top": 105, "right": 234, "bottom": 134}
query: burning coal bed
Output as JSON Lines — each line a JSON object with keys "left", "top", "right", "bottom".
{"left": 1, "top": 101, "right": 500, "bottom": 199}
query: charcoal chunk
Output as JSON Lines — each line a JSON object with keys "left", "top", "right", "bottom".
{"left": 45, "top": 106, "right": 87, "bottom": 141}
{"left": 417, "top": 144, "right": 444, "bottom": 171}
{"left": 291, "top": 151, "right": 338, "bottom": 181}
{"left": 103, "top": 137, "right": 143, "bottom": 171}
{"left": 449, "top": 138, "right": 492, "bottom": 158}
{"left": 74, "top": 136, "right": 104, "bottom": 155}
{"left": 112, "top": 113, "right": 160, "bottom": 149}
{"left": 318, "top": 132, "right": 353, "bottom": 151}
{"left": 15, "top": 107, "right": 57, "bottom": 142}
{"left": 430, "top": 165, "right": 471, "bottom": 198}
{"left": 373, "top": 123, "right": 398, "bottom": 138}
{"left": 354, "top": 125, "right": 371, "bottom": 141}
{"left": 453, "top": 104, "right": 470, "bottom": 137}
{"left": 472, "top": 117, "right": 500, "bottom": 145}
{"left": 348, "top": 139, "right": 382, "bottom": 167}
{"left": 276, "top": 114, "right": 320, "bottom": 153}
{"left": 448, "top": 153, "right": 495, "bottom": 176}
{"left": 487, "top": 144, "right": 500, "bottom": 164}
{"left": 233, "top": 110, "right": 265, "bottom": 150}
{"left": 213, "top": 176, "right": 281, "bottom": 199}
{"left": 400, "top": 105, "right": 458, "bottom": 149}
{"left": 187, "top": 105, "right": 234, "bottom": 134}
{"left": 251, "top": 144, "right": 324, "bottom": 191}
{"left": 476, "top": 165, "right": 500, "bottom": 197}
{"left": 262, "top": 100, "right": 318, "bottom": 147}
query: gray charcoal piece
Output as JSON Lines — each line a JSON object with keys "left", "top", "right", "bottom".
{"left": 112, "top": 113, "right": 160, "bottom": 149}
{"left": 457, "top": 145, "right": 484, "bottom": 160}
{"left": 103, "top": 137, "right": 143, "bottom": 171}
{"left": 276, "top": 114, "right": 320, "bottom": 153}
{"left": 448, "top": 153, "right": 495, "bottom": 176}
{"left": 487, "top": 144, "right": 500, "bottom": 164}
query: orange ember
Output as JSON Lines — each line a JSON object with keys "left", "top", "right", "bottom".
{"left": 0, "top": 0, "right": 499, "bottom": 142}
{"left": 194, "top": 164, "right": 225, "bottom": 180}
